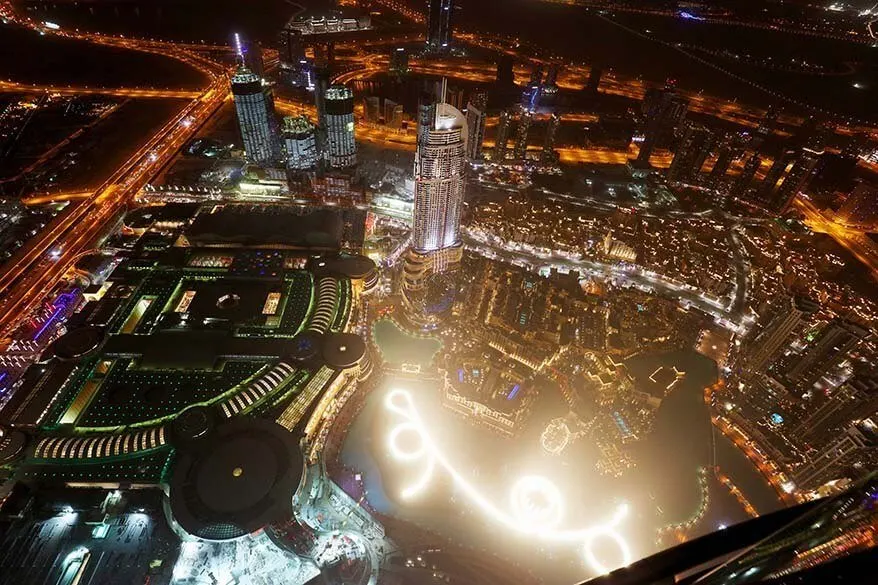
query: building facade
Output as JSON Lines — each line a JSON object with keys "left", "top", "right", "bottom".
{"left": 231, "top": 67, "right": 279, "bottom": 165}
{"left": 324, "top": 85, "right": 357, "bottom": 169}
{"left": 281, "top": 115, "right": 317, "bottom": 171}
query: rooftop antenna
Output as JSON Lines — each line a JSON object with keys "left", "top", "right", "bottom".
{"left": 234, "top": 33, "right": 245, "bottom": 66}
{"left": 435, "top": 77, "right": 448, "bottom": 128}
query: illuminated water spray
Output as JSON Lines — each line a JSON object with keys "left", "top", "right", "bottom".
{"left": 384, "top": 389, "right": 633, "bottom": 574}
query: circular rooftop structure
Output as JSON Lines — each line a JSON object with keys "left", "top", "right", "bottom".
{"left": 50, "top": 326, "right": 105, "bottom": 361}
{"left": 289, "top": 330, "right": 324, "bottom": 362}
{"left": 322, "top": 332, "right": 366, "bottom": 370}
{"left": 168, "top": 417, "right": 304, "bottom": 541}
{"left": 171, "top": 405, "right": 216, "bottom": 445}
{"left": 0, "top": 428, "right": 27, "bottom": 465}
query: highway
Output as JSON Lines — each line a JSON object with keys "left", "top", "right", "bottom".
{"left": 793, "top": 196, "right": 878, "bottom": 281}
{"left": 0, "top": 1, "right": 229, "bottom": 337}
{"left": 0, "top": 80, "right": 202, "bottom": 99}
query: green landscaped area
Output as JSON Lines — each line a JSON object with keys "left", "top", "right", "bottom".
{"left": 277, "top": 271, "right": 314, "bottom": 335}
{"left": 77, "top": 359, "right": 269, "bottom": 428}
{"left": 372, "top": 318, "right": 443, "bottom": 367}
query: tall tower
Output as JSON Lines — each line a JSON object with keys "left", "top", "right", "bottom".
{"left": 281, "top": 115, "right": 317, "bottom": 171}
{"left": 733, "top": 153, "right": 761, "bottom": 199}
{"left": 742, "top": 295, "right": 818, "bottom": 375}
{"left": 667, "top": 123, "right": 712, "bottom": 183}
{"left": 758, "top": 150, "right": 794, "bottom": 204}
{"left": 770, "top": 148, "right": 821, "bottom": 213}
{"left": 411, "top": 101, "right": 468, "bottom": 253}
{"left": 231, "top": 66, "right": 279, "bottom": 165}
{"left": 493, "top": 110, "right": 513, "bottom": 162}
{"left": 513, "top": 107, "right": 533, "bottom": 160}
{"left": 465, "top": 91, "right": 488, "bottom": 161}
{"left": 541, "top": 113, "right": 561, "bottom": 164}
{"left": 706, "top": 137, "right": 736, "bottom": 190}
{"left": 785, "top": 319, "right": 869, "bottom": 391}
{"left": 637, "top": 83, "right": 688, "bottom": 165}
{"left": 427, "top": 0, "right": 453, "bottom": 50}
{"left": 403, "top": 93, "right": 467, "bottom": 329}
{"left": 324, "top": 85, "right": 356, "bottom": 169}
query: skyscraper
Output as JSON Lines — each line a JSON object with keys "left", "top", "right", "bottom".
{"left": 770, "top": 148, "right": 821, "bottom": 213}
{"left": 541, "top": 113, "right": 560, "bottom": 164}
{"left": 757, "top": 105, "right": 779, "bottom": 137}
{"left": 493, "top": 109, "right": 513, "bottom": 162}
{"left": 281, "top": 115, "right": 317, "bottom": 171}
{"left": 793, "top": 375, "right": 878, "bottom": 446}
{"left": 496, "top": 55, "right": 514, "bottom": 87}
{"left": 586, "top": 63, "right": 603, "bottom": 94}
{"left": 513, "top": 107, "right": 532, "bottom": 160}
{"left": 417, "top": 90, "right": 438, "bottom": 148}
{"left": 706, "top": 137, "right": 737, "bottom": 190}
{"left": 791, "top": 419, "right": 878, "bottom": 491}
{"left": 837, "top": 182, "right": 878, "bottom": 229}
{"left": 324, "top": 85, "right": 356, "bottom": 169}
{"left": 743, "top": 295, "right": 818, "bottom": 374}
{"left": 733, "top": 153, "right": 761, "bottom": 198}
{"left": 757, "top": 150, "right": 794, "bottom": 203}
{"left": 231, "top": 66, "right": 279, "bottom": 165}
{"left": 410, "top": 100, "right": 468, "bottom": 253}
{"left": 389, "top": 47, "right": 409, "bottom": 75}
{"left": 521, "top": 82, "right": 541, "bottom": 112}
{"left": 785, "top": 319, "right": 869, "bottom": 391}
{"left": 465, "top": 91, "right": 488, "bottom": 161}
{"left": 427, "top": 0, "right": 453, "bottom": 50}
{"left": 667, "top": 123, "right": 712, "bottom": 183}
{"left": 637, "top": 83, "right": 689, "bottom": 165}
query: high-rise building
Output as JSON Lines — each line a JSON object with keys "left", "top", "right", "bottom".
{"left": 743, "top": 295, "right": 818, "bottom": 374}
{"left": 667, "top": 123, "right": 712, "bottom": 183}
{"left": 244, "top": 41, "right": 265, "bottom": 79}
{"left": 496, "top": 55, "right": 515, "bottom": 87}
{"left": 389, "top": 47, "right": 409, "bottom": 75}
{"left": 314, "top": 66, "right": 331, "bottom": 130}
{"left": 757, "top": 150, "right": 794, "bottom": 202}
{"left": 529, "top": 64, "right": 544, "bottom": 85}
{"left": 417, "top": 90, "right": 438, "bottom": 148}
{"left": 231, "top": 67, "right": 280, "bottom": 165}
{"left": 281, "top": 115, "right": 317, "bottom": 171}
{"left": 770, "top": 148, "right": 821, "bottom": 213}
{"left": 513, "top": 107, "right": 532, "bottom": 160}
{"left": 324, "top": 85, "right": 356, "bottom": 169}
{"left": 791, "top": 418, "right": 878, "bottom": 491}
{"left": 794, "top": 376, "right": 878, "bottom": 447}
{"left": 733, "top": 153, "right": 761, "bottom": 198}
{"left": 384, "top": 99, "right": 404, "bottom": 130}
{"left": 465, "top": 91, "right": 488, "bottom": 161}
{"left": 445, "top": 86, "right": 466, "bottom": 111}
{"left": 493, "top": 109, "right": 513, "bottom": 162}
{"left": 363, "top": 96, "right": 381, "bottom": 124}
{"left": 706, "top": 138, "right": 737, "bottom": 190}
{"left": 757, "top": 105, "right": 779, "bottom": 137}
{"left": 785, "top": 319, "right": 869, "bottom": 390}
{"left": 410, "top": 100, "right": 467, "bottom": 253}
{"left": 521, "top": 82, "right": 541, "bottom": 112}
{"left": 543, "top": 65, "right": 559, "bottom": 96}
{"left": 278, "top": 29, "right": 305, "bottom": 65}
{"left": 637, "top": 83, "right": 689, "bottom": 165}
{"left": 837, "top": 181, "right": 878, "bottom": 229}
{"left": 541, "top": 113, "right": 561, "bottom": 164}
{"left": 427, "top": 0, "right": 453, "bottom": 50}
{"left": 586, "top": 63, "right": 602, "bottom": 93}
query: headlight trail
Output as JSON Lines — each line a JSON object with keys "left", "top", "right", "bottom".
{"left": 384, "top": 389, "right": 633, "bottom": 574}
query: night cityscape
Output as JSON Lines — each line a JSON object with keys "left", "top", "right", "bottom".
{"left": 0, "top": 0, "right": 876, "bottom": 584}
